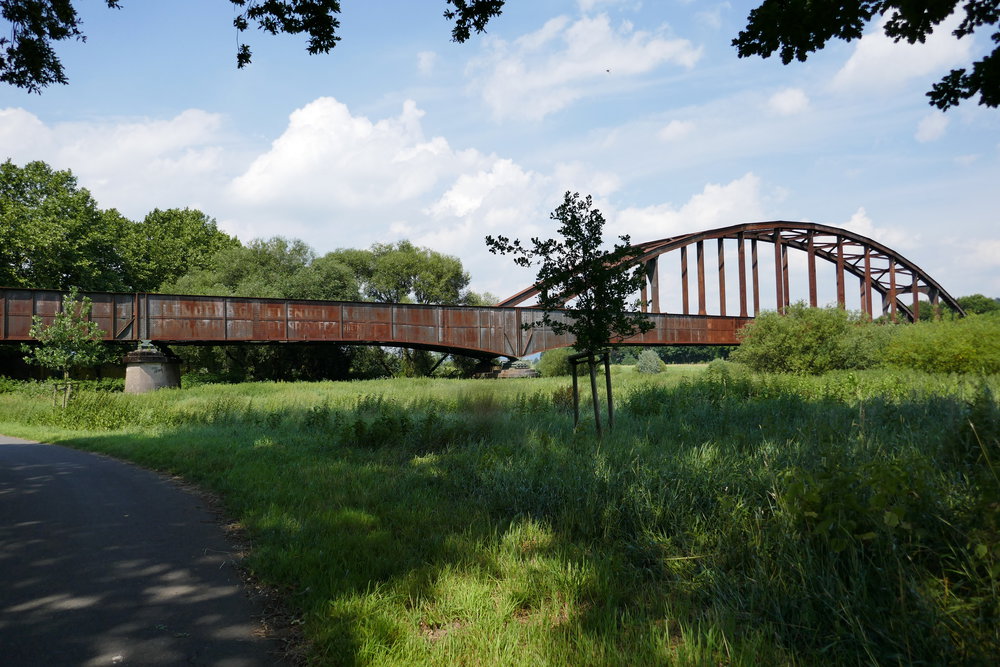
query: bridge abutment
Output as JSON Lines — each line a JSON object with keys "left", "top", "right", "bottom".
{"left": 123, "top": 345, "right": 181, "bottom": 394}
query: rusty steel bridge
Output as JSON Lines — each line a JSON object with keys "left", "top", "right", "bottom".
{"left": 1, "top": 222, "right": 964, "bottom": 359}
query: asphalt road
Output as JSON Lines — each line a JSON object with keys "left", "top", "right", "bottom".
{"left": 0, "top": 435, "right": 284, "bottom": 666}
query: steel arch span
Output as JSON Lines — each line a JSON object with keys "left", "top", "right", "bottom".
{"left": 497, "top": 221, "right": 965, "bottom": 323}
{"left": 1, "top": 222, "right": 964, "bottom": 360}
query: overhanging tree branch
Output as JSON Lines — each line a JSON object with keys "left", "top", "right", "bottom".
{"left": 1, "top": 0, "right": 503, "bottom": 91}
{"left": 733, "top": 0, "right": 1000, "bottom": 110}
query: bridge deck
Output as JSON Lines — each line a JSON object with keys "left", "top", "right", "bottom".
{"left": 1, "top": 289, "right": 748, "bottom": 358}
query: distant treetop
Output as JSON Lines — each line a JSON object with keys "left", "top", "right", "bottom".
{"left": 956, "top": 293, "right": 1000, "bottom": 315}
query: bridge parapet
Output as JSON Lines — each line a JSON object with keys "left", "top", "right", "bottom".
{"left": 2, "top": 287, "right": 749, "bottom": 358}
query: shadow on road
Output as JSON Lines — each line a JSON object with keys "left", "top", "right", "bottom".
{"left": 0, "top": 435, "right": 284, "bottom": 666}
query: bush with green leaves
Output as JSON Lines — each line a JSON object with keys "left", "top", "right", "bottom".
{"left": 537, "top": 347, "right": 573, "bottom": 377}
{"left": 884, "top": 312, "right": 1000, "bottom": 374}
{"left": 21, "top": 288, "right": 113, "bottom": 381}
{"left": 635, "top": 348, "right": 664, "bottom": 374}
{"left": 0, "top": 376, "right": 21, "bottom": 393}
{"left": 731, "top": 302, "right": 893, "bottom": 374}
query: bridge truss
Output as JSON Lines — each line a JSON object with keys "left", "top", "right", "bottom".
{"left": 498, "top": 221, "right": 964, "bottom": 322}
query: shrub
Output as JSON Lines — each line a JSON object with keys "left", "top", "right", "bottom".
{"left": 635, "top": 349, "right": 664, "bottom": 374}
{"left": 839, "top": 318, "right": 897, "bottom": 368}
{"left": 884, "top": 313, "right": 1000, "bottom": 374}
{"left": 732, "top": 303, "right": 891, "bottom": 374}
{"left": 0, "top": 376, "right": 21, "bottom": 393}
{"left": 537, "top": 347, "right": 573, "bottom": 377}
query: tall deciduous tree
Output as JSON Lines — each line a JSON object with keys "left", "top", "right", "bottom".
{"left": 329, "top": 240, "right": 474, "bottom": 305}
{"left": 133, "top": 208, "right": 240, "bottom": 292}
{"left": 0, "top": 159, "right": 142, "bottom": 291}
{"left": 328, "top": 240, "right": 484, "bottom": 376}
{"left": 168, "top": 236, "right": 359, "bottom": 301}
{"left": 0, "top": 160, "right": 235, "bottom": 293}
{"left": 2, "top": 0, "right": 503, "bottom": 92}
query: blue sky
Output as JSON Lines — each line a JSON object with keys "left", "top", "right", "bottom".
{"left": 1, "top": 0, "right": 997, "bottom": 305}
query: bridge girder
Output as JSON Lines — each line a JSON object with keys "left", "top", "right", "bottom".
{"left": 0, "top": 288, "right": 750, "bottom": 359}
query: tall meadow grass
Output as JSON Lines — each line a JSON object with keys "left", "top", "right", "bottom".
{"left": 1, "top": 363, "right": 997, "bottom": 665}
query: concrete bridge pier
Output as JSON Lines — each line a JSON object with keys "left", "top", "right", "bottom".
{"left": 124, "top": 344, "right": 181, "bottom": 394}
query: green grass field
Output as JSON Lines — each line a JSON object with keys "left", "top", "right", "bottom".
{"left": 2, "top": 363, "right": 998, "bottom": 665}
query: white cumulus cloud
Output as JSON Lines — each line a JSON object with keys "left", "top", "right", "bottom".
{"left": 224, "top": 97, "right": 505, "bottom": 254}
{"left": 417, "top": 51, "right": 437, "bottom": 75}
{"left": 0, "top": 107, "right": 228, "bottom": 217}
{"left": 610, "top": 173, "right": 766, "bottom": 241}
{"left": 840, "top": 207, "right": 915, "bottom": 251}
{"left": 657, "top": 119, "right": 695, "bottom": 142}
{"left": 427, "top": 158, "right": 537, "bottom": 219}
{"left": 969, "top": 240, "right": 1000, "bottom": 270}
{"left": 832, "top": 13, "right": 971, "bottom": 93}
{"left": 695, "top": 3, "right": 731, "bottom": 30}
{"left": 768, "top": 88, "right": 810, "bottom": 115}
{"left": 915, "top": 111, "right": 949, "bottom": 142}
{"left": 468, "top": 13, "right": 702, "bottom": 120}
{"left": 231, "top": 98, "right": 461, "bottom": 212}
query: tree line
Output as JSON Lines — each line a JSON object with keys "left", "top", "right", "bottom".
{"left": 1, "top": 159, "right": 494, "bottom": 381}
